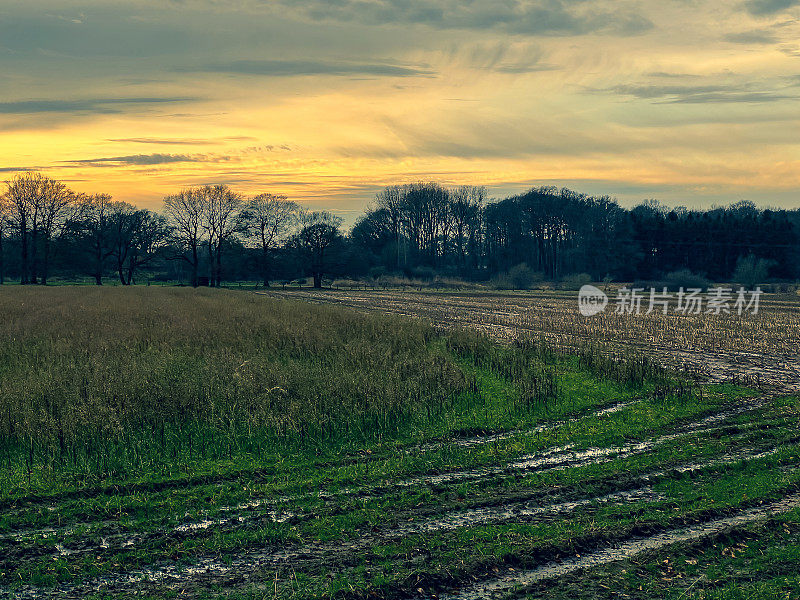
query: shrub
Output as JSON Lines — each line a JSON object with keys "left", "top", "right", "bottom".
{"left": 490, "top": 263, "right": 543, "bottom": 290}
{"left": 560, "top": 273, "right": 592, "bottom": 291}
{"left": 663, "top": 269, "right": 711, "bottom": 291}
{"left": 732, "top": 254, "right": 772, "bottom": 288}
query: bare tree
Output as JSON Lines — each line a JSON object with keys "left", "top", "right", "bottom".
{"left": 4, "top": 173, "right": 37, "bottom": 283}
{"left": 38, "top": 177, "right": 77, "bottom": 284}
{"left": 164, "top": 189, "right": 204, "bottom": 287}
{"left": 3, "top": 172, "right": 76, "bottom": 284}
{"left": 124, "top": 211, "right": 170, "bottom": 285}
{"left": 0, "top": 194, "right": 10, "bottom": 285}
{"left": 374, "top": 185, "right": 405, "bottom": 268}
{"left": 240, "top": 193, "right": 299, "bottom": 287}
{"left": 294, "top": 211, "right": 344, "bottom": 288}
{"left": 109, "top": 204, "right": 169, "bottom": 285}
{"left": 450, "top": 186, "right": 485, "bottom": 270}
{"left": 109, "top": 202, "right": 139, "bottom": 285}
{"left": 200, "top": 185, "right": 243, "bottom": 287}
{"left": 74, "top": 193, "right": 116, "bottom": 285}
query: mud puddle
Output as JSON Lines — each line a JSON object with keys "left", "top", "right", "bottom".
{"left": 400, "top": 398, "right": 771, "bottom": 489}
{"left": 2, "top": 396, "right": 770, "bottom": 562}
{"left": 9, "top": 441, "right": 779, "bottom": 575}
{"left": 9, "top": 486, "right": 667, "bottom": 598}
{"left": 391, "top": 488, "right": 662, "bottom": 537}
{"left": 10, "top": 443, "right": 790, "bottom": 600}
{"left": 413, "top": 400, "right": 643, "bottom": 454}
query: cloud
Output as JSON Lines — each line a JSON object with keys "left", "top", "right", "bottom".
{"left": 743, "top": 0, "right": 800, "bottom": 15}
{"left": 272, "top": 0, "right": 653, "bottom": 36}
{"left": 0, "top": 97, "right": 197, "bottom": 114}
{"left": 440, "top": 40, "right": 560, "bottom": 74}
{"left": 107, "top": 136, "right": 258, "bottom": 145}
{"left": 65, "top": 153, "right": 221, "bottom": 166}
{"left": 723, "top": 29, "right": 778, "bottom": 43}
{"left": 605, "top": 83, "right": 798, "bottom": 104}
{"left": 176, "top": 59, "right": 434, "bottom": 77}
{"left": 0, "top": 9, "right": 197, "bottom": 59}
{"left": 0, "top": 166, "right": 37, "bottom": 172}
{"left": 493, "top": 62, "right": 560, "bottom": 73}
{"left": 646, "top": 72, "right": 703, "bottom": 79}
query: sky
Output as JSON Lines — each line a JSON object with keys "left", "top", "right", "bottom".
{"left": 1, "top": 0, "right": 800, "bottom": 219}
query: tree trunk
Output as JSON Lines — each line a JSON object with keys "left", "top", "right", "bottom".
{"left": 20, "top": 217, "right": 28, "bottom": 285}
{"left": 94, "top": 241, "right": 103, "bottom": 285}
{"left": 41, "top": 236, "right": 50, "bottom": 285}
{"left": 207, "top": 241, "right": 215, "bottom": 287}
{"left": 313, "top": 272, "right": 322, "bottom": 288}
{"left": 262, "top": 246, "right": 270, "bottom": 287}
{"left": 0, "top": 226, "right": 4, "bottom": 285}
{"left": 117, "top": 254, "right": 126, "bottom": 285}
{"left": 30, "top": 226, "right": 38, "bottom": 284}
{"left": 191, "top": 243, "right": 198, "bottom": 287}
{"left": 215, "top": 244, "right": 223, "bottom": 287}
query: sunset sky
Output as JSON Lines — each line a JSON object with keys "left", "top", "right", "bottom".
{"left": 2, "top": 0, "right": 800, "bottom": 218}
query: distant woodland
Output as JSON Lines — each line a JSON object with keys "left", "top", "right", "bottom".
{"left": 1, "top": 173, "right": 798, "bottom": 288}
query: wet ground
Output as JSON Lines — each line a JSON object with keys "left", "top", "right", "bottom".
{"left": 3, "top": 290, "right": 799, "bottom": 599}
{"left": 4, "top": 390, "right": 799, "bottom": 599}
{"left": 439, "top": 492, "right": 800, "bottom": 600}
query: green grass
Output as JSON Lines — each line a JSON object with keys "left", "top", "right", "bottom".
{"left": 0, "top": 286, "right": 689, "bottom": 496}
{"left": 0, "top": 287, "right": 794, "bottom": 600}
{"left": 518, "top": 508, "right": 800, "bottom": 600}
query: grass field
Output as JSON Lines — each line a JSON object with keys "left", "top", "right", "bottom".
{"left": 1, "top": 287, "right": 798, "bottom": 599}
{"left": 259, "top": 288, "right": 800, "bottom": 393}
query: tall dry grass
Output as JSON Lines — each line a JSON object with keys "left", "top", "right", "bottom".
{"left": 0, "top": 287, "right": 468, "bottom": 478}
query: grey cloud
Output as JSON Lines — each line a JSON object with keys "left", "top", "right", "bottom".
{"left": 0, "top": 97, "right": 196, "bottom": 114}
{"left": 661, "top": 91, "right": 796, "bottom": 103}
{"left": 0, "top": 166, "right": 37, "bottom": 172}
{"left": 336, "top": 114, "right": 653, "bottom": 161}
{"left": 176, "top": 59, "right": 434, "bottom": 77}
{"left": 743, "top": 0, "right": 800, "bottom": 15}
{"left": 724, "top": 29, "right": 778, "bottom": 43}
{"left": 273, "top": 0, "right": 653, "bottom": 36}
{"left": 0, "top": 11, "right": 196, "bottom": 58}
{"left": 65, "top": 154, "right": 220, "bottom": 166}
{"left": 494, "top": 62, "right": 560, "bottom": 73}
{"left": 646, "top": 72, "right": 702, "bottom": 79}
{"left": 607, "top": 84, "right": 797, "bottom": 104}
{"left": 107, "top": 136, "right": 258, "bottom": 145}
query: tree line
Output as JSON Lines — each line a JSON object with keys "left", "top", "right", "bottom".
{"left": 1, "top": 173, "right": 798, "bottom": 287}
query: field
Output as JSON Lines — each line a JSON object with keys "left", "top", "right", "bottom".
{"left": 1, "top": 287, "right": 799, "bottom": 600}
{"left": 260, "top": 288, "right": 800, "bottom": 393}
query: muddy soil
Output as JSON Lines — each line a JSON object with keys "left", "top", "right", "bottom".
{"left": 6, "top": 290, "right": 798, "bottom": 599}
{"left": 0, "top": 396, "right": 777, "bottom": 552}
{"left": 6, "top": 414, "right": 790, "bottom": 599}
{"left": 437, "top": 493, "right": 800, "bottom": 600}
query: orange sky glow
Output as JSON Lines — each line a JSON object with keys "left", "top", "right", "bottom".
{"left": 2, "top": 0, "right": 800, "bottom": 219}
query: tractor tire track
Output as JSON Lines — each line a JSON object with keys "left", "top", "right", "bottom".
{"left": 437, "top": 493, "right": 800, "bottom": 600}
